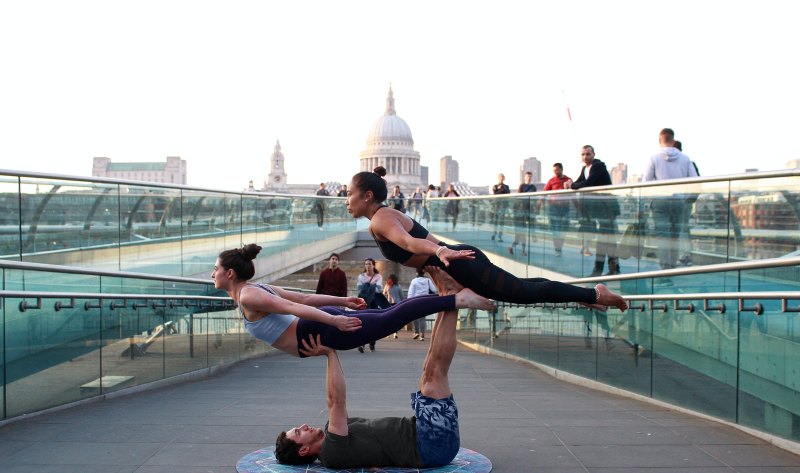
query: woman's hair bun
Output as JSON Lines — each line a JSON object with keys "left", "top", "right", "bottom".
{"left": 373, "top": 166, "right": 387, "bottom": 177}
{"left": 239, "top": 243, "right": 262, "bottom": 261}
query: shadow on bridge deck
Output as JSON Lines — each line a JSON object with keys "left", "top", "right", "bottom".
{"left": 0, "top": 333, "right": 798, "bottom": 472}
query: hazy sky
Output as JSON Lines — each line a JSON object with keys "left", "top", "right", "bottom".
{"left": 2, "top": 0, "right": 798, "bottom": 191}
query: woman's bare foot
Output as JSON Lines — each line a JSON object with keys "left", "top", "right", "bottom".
{"left": 455, "top": 288, "right": 496, "bottom": 311}
{"left": 425, "top": 266, "right": 463, "bottom": 295}
{"left": 426, "top": 266, "right": 496, "bottom": 311}
{"left": 579, "top": 301, "right": 607, "bottom": 312}
{"left": 595, "top": 284, "right": 628, "bottom": 312}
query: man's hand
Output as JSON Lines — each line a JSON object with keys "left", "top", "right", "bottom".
{"left": 344, "top": 297, "right": 367, "bottom": 310}
{"left": 299, "top": 334, "right": 333, "bottom": 357}
{"left": 333, "top": 315, "right": 362, "bottom": 332}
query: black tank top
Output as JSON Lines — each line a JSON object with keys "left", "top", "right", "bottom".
{"left": 371, "top": 208, "right": 430, "bottom": 263}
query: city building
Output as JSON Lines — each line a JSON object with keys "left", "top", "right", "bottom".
{"left": 92, "top": 156, "right": 187, "bottom": 185}
{"left": 248, "top": 87, "right": 434, "bottom": 196}
{"left": 520, "top": 157, "right": 542, "bottom": 184}
{"left": 265, "top": 140, "right": 288, "bottom": 192}
{"left": 611, "top": 163, "right": 628, "bottom": 185}
{"left": 359, "top": 86, "right": 423, "bottom": 190}
{"left": 249, "top": 141, "right": 341, "bottom": 195}
{"left": 450, "top": 182, "right": 477, "bottom": 196}
{"left": 440, "top": 155, "right": 459, "bottom": 188}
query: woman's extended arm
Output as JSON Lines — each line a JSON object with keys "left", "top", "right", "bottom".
{"left": 372, "top": 211, "right": 474, "bottom": 266}
{"left": 239, "top": 287, "right": 362, "bottom": 331}
{"left": 270, "top": 285, "right": 367, "bottom": 310}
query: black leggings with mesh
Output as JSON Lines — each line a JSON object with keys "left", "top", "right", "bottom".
{"left": 295, "top": 294, "right": 455, "bottom": 356}
{"left": 424, "top": 244, "right": 596, "bottom": 305}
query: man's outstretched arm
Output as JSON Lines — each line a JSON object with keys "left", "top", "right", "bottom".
{"left": 300, "top": 335, "right": 349, "bottom": 436}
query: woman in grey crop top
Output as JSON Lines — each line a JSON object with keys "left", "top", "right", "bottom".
{"left": 213, "top": 244, "right": 495, "bottom": 357}
{"left": 346, "top": 167, "right": 629, "bottom": 312}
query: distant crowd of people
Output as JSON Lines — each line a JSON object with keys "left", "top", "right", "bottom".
{"left": 309, "top": 126, "right": 699, "bottom": 279}
{"left": 314, "top": 253, "right": 439, "bottom": 349}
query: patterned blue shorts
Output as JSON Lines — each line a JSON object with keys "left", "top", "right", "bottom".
{"left": 411, "top": 391, "right": 460, "bottom": 467}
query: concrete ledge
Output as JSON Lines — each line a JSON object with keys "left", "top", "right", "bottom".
{"left": 80, "top": 375, "right": 135, "bottom": 394}
{"left": 458, "top": 339, "right": 800, "bottom": 457}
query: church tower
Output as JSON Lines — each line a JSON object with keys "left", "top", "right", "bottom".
{"left": 265, "top": 140, "right": 288, "bottom": 192}
{"left": 359, "top": 86, "right": 422, "bottom": 191}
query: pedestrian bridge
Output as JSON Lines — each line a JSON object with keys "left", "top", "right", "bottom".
{"left": 1, "top": 168, "right": 800, "bottom": 470}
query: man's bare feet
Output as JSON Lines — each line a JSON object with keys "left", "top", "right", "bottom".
{"left": 595, "top": 284, "right": 628, "bottom": 312}
{"left": 425, "top": 266, "right": 463, "bottom": 295}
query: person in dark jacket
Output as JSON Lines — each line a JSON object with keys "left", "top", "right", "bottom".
{"left": 316, "top": 253, "right": 347, "bottom": 297}
{"left": 566, "top": 145, "right": 621, "bottom": 276}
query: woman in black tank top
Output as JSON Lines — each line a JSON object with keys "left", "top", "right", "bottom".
{"left": 347, "top": 167, "right": 628, "bottom": 311}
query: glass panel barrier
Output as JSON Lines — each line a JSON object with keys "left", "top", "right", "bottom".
{"left": 599, "top": 301, "right": 651, "bottom": 397}
{"left": 458, "top": 270, "right": 800, "bottom": 443}
{"left": 0, "top": 260, "right": 269, "bottom": 420}
{"left": 557, "top": 306, "right": 598, "bottom": 380}
{"left": 19, "top": 177, "right": 121, "bottom": 267}
{"left": 3, "top": 169, "right": 799, "bottom": 439}
{"left": 729, "top": 176, "right": 800, "bottom": 261}
{"left": 425, "top": 173, "right": 798, "bottom": 290}
{"left": 737, "top": 266, "right": 800, "bottom": 439}
{"left": 181, "top": 190, "right": 228, "bottom": 278}
{"left": 1, "top": 170, "right": 796, "bottom": 285}
{"left": 650, "top": 293, "right": 738, "bottom": 422}
{"left": 205, "top": 307, "right": 244, "bottom": 367}
{"left": 120, "top": 184, "right": 183, "bottom": 275}
{"left": 0, "top": 176, "right": 21, "bottom": 260}
{"left": 528, "top": 306, "right": 559, "bottom": 369}
{"left": 4, "top": 295, "right": 103, "bottom": 417}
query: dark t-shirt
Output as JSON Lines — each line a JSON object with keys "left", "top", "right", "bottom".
{"left": 318, "top": 417, "right": 423, "bottom": 469}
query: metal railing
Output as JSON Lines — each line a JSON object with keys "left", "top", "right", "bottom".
{"left": 0, "top": 286, "right": 267, "bottom": 422}
{"left": 459, "top": 285, "right": 800, "bottom": 446}
{"left": 3, "top": 166, "right": 800, "bottom": 442}
{"left": 0, "top": 291, "right": 235, "bottom": 312}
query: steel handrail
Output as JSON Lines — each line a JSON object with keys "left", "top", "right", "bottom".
{"left": 622, "top": 291, "right": 800, "bottom": 301}
{"left": 3, "top": 167, "right": 799, "bottom": 199}
{"left": 564, "top": 255, "right": 800, "bottom": 284}
{"left": 0, "top": 291, "right": 230, "bottom": 300}
{"left": 0, "top": 290, "right": 235, "bottom": 312}
{"left": 495, "top": 291, "right": 800, "bottom": 316}
{"left": 0, "top": 261, "right": 317, "bottom": 293}
{"left": 0, "top": 169, "right": 287, "bottom": 195}
{"left": 426, "top": 168, "right": 800, "bottom": 200}
{"left": 0, "top": 260, "right": 214, "bottom": 285}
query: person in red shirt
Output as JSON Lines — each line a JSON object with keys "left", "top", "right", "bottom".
{"left": 316, "top": 253, "right": 348, "bottom": 297}
{"left": 541, "top": 163, "right": 572, "bottom": 257}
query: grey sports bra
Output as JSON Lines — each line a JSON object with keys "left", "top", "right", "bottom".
{"left": 238, "top": 283, "right": 296, "bottom": 345}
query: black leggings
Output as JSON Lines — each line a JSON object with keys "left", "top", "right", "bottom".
{"left": 425, "top": 244, "right": 596, "bottom": 305}
{"left": 295, "top": 294, "right": 455, "bottom": 356}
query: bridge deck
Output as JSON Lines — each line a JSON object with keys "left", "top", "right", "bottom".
{"left": 0, "top": 333, "right": 798, "bottom": 472}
